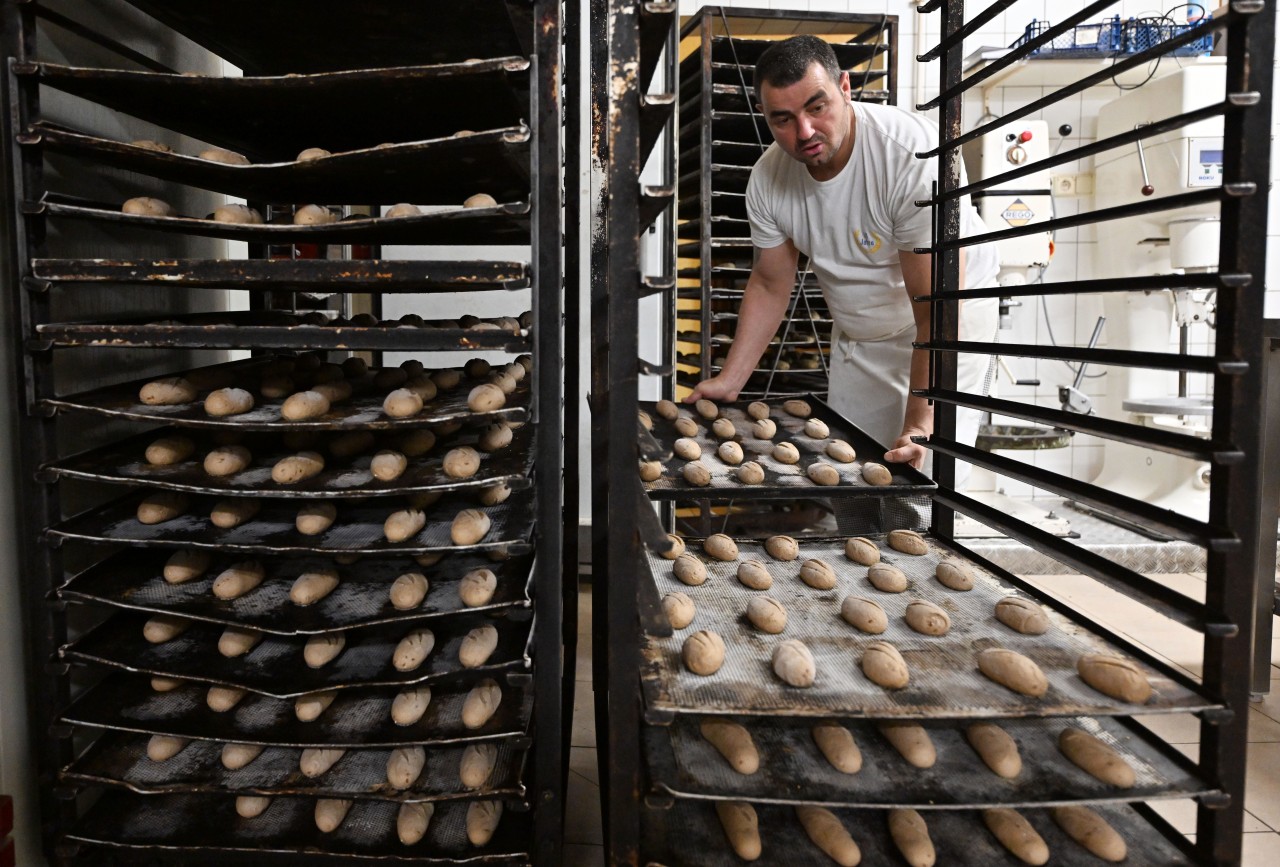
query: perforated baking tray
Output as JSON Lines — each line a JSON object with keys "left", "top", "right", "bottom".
{"left": 640, "top": 799, "right": 1194, "bottom": 867}
{"left": 45, "top": 423, "right": 535, "bottom": 499}
{"left": 64, "top": 731, "right": 527, "bottom": 805}
{"left": 61, "top": 612, "right": 530, "bottom": 698}
{"left": 41, "top": 357, "right": 530, "bottom": 431}
{"left": 640, "top": 537, "right": 1213, "bottom": 721}
{"left": 644, "top": 713, "right": 1211, "bottom": 809}
{"left": 639, "top": 396, "right": 934, "bottom": 499}
{"left": 61, "top": 674, "right": 532, "bottom": 749}
{"left": 59, "top": 550, "right": 532, "bottom": 635}
{"left": 46, "top": 488, "right": 535, "bottom": 556}
{"left": 64, "top": 792, "right": 530, "bottom": 864}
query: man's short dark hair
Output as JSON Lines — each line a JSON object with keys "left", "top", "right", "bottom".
{"left": 753, "top": 35, "right": 841, "bottom": 94}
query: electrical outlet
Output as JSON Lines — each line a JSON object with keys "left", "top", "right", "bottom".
{"left": 1051, "top": 173, "right": 1077, "bottom": 196}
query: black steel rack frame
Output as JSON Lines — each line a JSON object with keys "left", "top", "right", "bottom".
{"left": 674, "top": 7, "right": 898, "bottom": 403}
{"left": 1, "top": 1, "right": 566, "bottom": 864}
{"left": 914, "top": 1, "right": 1273, "bottom": 864}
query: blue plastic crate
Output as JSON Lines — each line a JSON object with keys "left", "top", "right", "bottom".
{"left": 1121, "top": 18, "right": 1214, "bottom": 56}
{"left": 1010, "top": 16, "right": 1125, "bottom": 59}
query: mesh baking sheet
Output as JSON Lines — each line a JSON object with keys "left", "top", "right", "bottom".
{"left": 46, "top": 423, "right": 535, "bottom": 499}
{"left": 645, "top": 713, "right": 1210, "bottom": 809}
{"left": 41, "top": 356, "right": 531, "bottom": 431}
{"left": 59, "top": 550, "right": 532, "bottom": 635}
{"left": 62, "top": 612, "right": 530, "bottom": 698}
{"left": 61, "top": 674, "right": 532, "bottom": 748}
{"left": 640, "top": 537, "right": 1213, "bottom": 720}
{"left": 64, "top": 792, "right": 530, "bottom": 864}
{"left": 640, "top": 800, "right": 1193, "bottom": 867}
{"left": 63, "top": 731, "right": 526, "bottom": 805}
{"left": 638, "top": 396, "right": 935, "bottom": 500}
{"left": 46, "top": 488, "right": 535, "bottom": 556}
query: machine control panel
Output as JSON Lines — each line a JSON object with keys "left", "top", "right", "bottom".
{"left": 1186, "top": 137, "right": 1224, "bottom": 187}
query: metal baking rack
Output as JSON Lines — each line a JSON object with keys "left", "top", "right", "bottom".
{"left": 59, "top": 551, "right": 534, "bottom": 635}
{"left": 61, "top": 674, "right": 534, "bottom": 750}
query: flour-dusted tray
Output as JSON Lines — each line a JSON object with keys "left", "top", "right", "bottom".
{"left": 61, "top": 674, "right": 532, "bottom": 749}
{"left": 58, "top": 550, "right": 532, "bottom": 635}
{"left": 640, "top": 537, "right": 1213, "bottom": 721}
{"left": 638, "top": 396, "right": 934, "bottom": 500}
{"left": 644, "top": 713, "right": 1211, "bottom": 809}
{"left": 640, "top": 799, "right": 1194, "bottom": 867}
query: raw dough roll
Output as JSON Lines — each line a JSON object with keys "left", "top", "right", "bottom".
{"left": 443, "top": 446, "right": 482, "bottom": 479}
{"left": 700, "top": 719, "right": 759, "bottom": 774}
{"left": 297, "top": 146, "right": 331, "bottom": 161}
{"left": 139, "top": 377, "right": 197, "bottom": 406}
{"left": 387, "top": 746, "right": 427, "bottom": 789}
{"left": 1058, "top": 728, "right": 1136, "bottom": 787}
{"left": 466, "top": 800, "right": 503, "bottom": 846}
{"left": 236, "top": 796, "right": 272, "bottom": 819}
{"left": 384, "top": 509, "right": 427, "bottom": 543}
{"left": 878, "top": 722, "right": 936, "bottom": 768}
{"left": 746, "top": 596, "right": 787, "bottom": 634}
{"left": 341, "top": 356, "right": 369, "bottom": 377}
{"left": 452, "top": 508, "right": 492, "bottom": 545}
{"left": 995, "top": 597, "right": 1051, "bottom": 635}
{"left": 844, "top": 537, "right": 880, "bottom": 566}
{"left": 391, "top": 685, "right": 432, "bottom": 726}
{"left": 717, "top": 441, "right": 744, "bottom": 466}
{"left": 798, "top": 558, "right": 837, "bottom": 590}
{"left": 397, "top": 802, "right": 435, "bottom": 845}
{"left": 682, "top": 461, "right": 711, "bottom": 486}
{"left": 661, "top": 533, "right": 686, "bottom": 560}
{"left": 150, "top": 676, "right": 185, "bottom": 692}
{"left": 904, "top": 599, "right": 951, "bottom": 636}
{"left": 291, "top": 569, "right": 340, "bottom": 605}
{"left": 296, "top": 501, "right": 337, "bottom": 535}
{"left": 694, "top": 399, "right": 718, "bottom": 420}
{"left": 783, "top": 399, "right": 811, "bottom": 417}
{"left": 672, "top": 554, "right": 708, "bottom": 587}
{"left": 479, "top": 422, "right": 514, "bottom": 452}
{"left": 887, "top": 529, "right": 927, "bottom": 555}
{"left": 462, "top": 678, "right": 502, "bottom": 729}
{"left": 773, "top": 442, "right": 800, "bottom": 464}
{"left": 312, "top": 380, "right": 352, "bottom": 403}
{"left": 983, "top": 808, "right": 1050, "bottom": 866}
{"left": 867, "top": 563, "right": 907, "bottom": 593}
{"left": 431, "top": 368, "right": 463, "bottom": 391}
{"left": 1050, "top": 805, "right": 1126, "bottom": 862}
{"left": 977, "top": 648, "right": 1049, "bottom": 697}
{"left": 840, "top": 596, "right": 888, "bottom": 634}
{"left": 459, "top": 624, "right": 499, "bottom": 668}
{"left": 662, "top": 591, "right": 695, "bottom": 629}
{"left": 460, "top": 742, "right": 498, "bottom": 788}
{"left": 967, "top": 722, "right": 1023, "bottom": 779}
{"left": 212, "top": 560, "right": 265, "bottom": 600}
{"left": 737, "top": 559, "right": 773, "bottom": 591}
{"left": 131, "top": 139, "right": 172, "bottom": 153}
{"left": 712, "top": 418, "right": 737, "bottom": 440}
{"left": 673, "top": 437, "right": 701, "bottom": 461}
{"left": 146, "top": 735, "right": 189, "bottom": 761}
{"left": 806, "top": 462, "right": 840, "bottom": 485}
{"left": 293, "top": 204, "right": 337, "bottom": 225}
{"left": 682, "top": 630, "right": 726, "bottom": 676}
{"left": 210, "top": 497, "right": 260, "bottom": 528}
{"left": 673, "top": 416, "right": 699, "bottom": 437}
{"left": 861, "top": 462, "right": 893, "bottom": 486}
{"left": 764, "top": 535, "right": 799, "bottom": 561}
{"left": 459, "top": 568, "right": 498, "bottom": 607}
{"left": 414, "top": 551, "right": 445, "bottom": 567}
{"left": 468, "top": 383, "right": 506, "bottom": 412}
{"left": 218, "top": 626, "right": 263, "bottom": 658}
{"left": 390, "top": 571, "right": 430, "bottom": 610}
{"left": 399, "top": 429, "right": 436, "bottom": 457}
{"left": 259, "top": 375, "right": 294, "bottom": 399}
{"left": 122, "top": 196, "right": 175, "bottom": 217}
{"left": 887, "top": 809, "right": 935, "bottom": 867}
{"left": 315, "top": 799, "right": 353, "bottom": 833}
{"left": 163, "top": 549, "right": 210, "bottom": 584}
{"left": 736, "top": 461, "right": 765, "bottom": 484}
{"left": 796, "top": 805, "right": 861, "bottom": 867}
{"left": 272, "top": 451, "right": 325, "bottom": 484}
{"left": 715, "top": 801, "right": 762, "bottom": 861}
{"left": 304, "top": 632, "right": 346, "bottom": 668}
{"left": 212, "top": 203, "right": 263, "bottom": 224}
{"left": 204, "top": 387, "right": 254, "bottom": 417}
{"left": 203, "top": 445, "right": 251, "bottom": 477}
{"left": 812, "top": 723, "right": 862, "bottom": 774}
{"left": 825, "top": 440, "right": 856, "bottom": 463}
{"left": 772, "top": 639, "right": 816, "bottom": 687}
{"left": 393, "top": 627, "right": 436, "bottom": 671}
{"left": 704, "top": 533, "right": 739, "bottom": 561}
{"left": 746, "top": 401, "right": 771, "bottom": 420}
{"left": 137, "top": 491, "right": 189, "bottom": 525}
{"left": 295, "top": 690, "right": 338, "bottom": 722}
{"left": 465, "top": 358, "right": 493, "bottom": 379}
{"left": 803, "top": 418, "right": 830, "bottom": 438}
{"left": 935, "top": 557, "right": 975, "bottom": 591}
{"left": 655, "top": 399, "right": 680, "bottom": 420}
{"left": 385, "top": 203, "right": 423, "bottom": 218}
{"left": 746, "top": 416, "right": 778, "bottom": 442}
{"left": 222, "top": 743, "right": 264, "bottom": 770}
{"left": 638, "top": 460, "right": 663, "bottom": 482}
{"left": 1076, "top": 653, "right": 1152, "bottom": 704}
{"left": 198, "top": 147, "right": 249, "bottom": 165}
{"left": 464, "top": 193, "right": 499, "bottom": 209}
{"left": 146, "top": 435, "right": 195, "bottom": 466}
{"left": 861, "top": 641, "right": 909, "bottom": 689}
{"left": 383, "top": 388, "right": 424, "bottom": 419}
{"left": 278, "top": 390, "right": 330, "bottom": 422}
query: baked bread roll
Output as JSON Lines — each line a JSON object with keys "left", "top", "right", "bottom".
{"left": 259, "top": 375, "right": 294, "bottom": 399}
{"left": 299, "top": 746, "right": 346, "bottom": 778}
{"left": 459, "top": 568, "right": 498, "bottom": 607}
{"left": 806, "top": 462, "right": 841, "bottom": 485}
{"left": 122, "top": 196, "right": 175, "bottom": 217}
{"left": 861, "top": 462, "right": 893, "bottom": 486}
{"left": 715, "top": 801, "right": 761, "bottom": 861}
{"left": 861, "top": 641, "right": 909, "bottom": 688}
{"left": 235, "top": 796, "right": 272, "bottom": 819}
{"left": 393, "top": 628, "right": 436, "bottom": 671}
{"left": 887, "top": 529, "right": 927, "bottom": 555}
{"left": 772, "top": 639, "right": 816, "bottom": 687}
{"left": 888, "top": 809, "right": 935, "bottom": 867}
{"left": 464, "top": 193, "right": 498, "bottom": 209}
{"left": 682, "top": 630, "right": 725, "bottom": 676}
{"left": 704, "top": 533, "right": 738, "bottom": 561}
{"left": 198, "top": 147, "right": 249, "bottom": 165}
{"left": 460, "top": 742, "right": 499, "bottom": 788}
{"left": 391, "top": 685, "right": 432, "bottom": 726}
{"left": 385, "top": 203, "right": 423, "bottom": 218}
{"left": 314, "top": 799, "right": 352, "bottom": 833}
{"left": 282, "top": 390, "right": 331, "bottom": 421}
{"left": 736, "top": 461, "right": 765, "bottom": 484}
{"left": 212, "top": 560, "right": 265, "bottom": 600}
{"left": 673, "top": 417, "right": 699, "bottom": 437}
{"left": 904, "top": 599, "right": 951, "bottom": 636}
{"left": 1077, "top": 653, "right": 1152, "bottom": 703}
{"left": 746, "top": 401, "right": 770, "bottom": 420}
{"left": 654, "top": 399, "right": 680, "bottom": 420}
{"left": 796, "top": 805, "right": 861, "bottom": 867}
{"left": 844, "top": 537, "right": 880, "bottom": 566}
{"left": 296, "top": 501, "right": 337, "bottom": 535}
{"left": 804, "top": 418, "right": 830, "bottom": 438}
{"left": 1058, "top": 727, "right": 1136, "bottom": 787}
{"left": 291, "top": 569, "right": 340, "bottom": 605}
{"left": 673, "top": 438, "right": 701, "bottom": 461}
{"left": 682, "top": 461, "right": 711, "bottom": 486}
{"left": 217, "top": 626, "right": 263, "bottom": 657}
{"left": 146, "top": 435, "right": 195, "bottom": 466}
{"left": 812, "top": 723, "right": 862, "bottom": 774}
{"left": 935, "top": 558, "right": 974, "bottom": 591}
{"left": 773, "top": 442, "right": 800, "bottom": 464}
{"left": 387, "top": 746, "right": 427, "bottom": 789}
{"left": 662, "top": 591, "right": 695, "bottom": 629}
{"left": 459, "top": 625, "right": 499, "bottom": 668}
{"left": 163, "top": 549, "right": 210, "bottom": 584}
{"left": 977, "top": 648, "right": 1049, "bottom": 697}
{"left": 995, "top": 597, "right": 1051, "bottom": 635}
{"left": 479, "top": 422, "right": 514, "bottom": 452}
{"left": 879, "top": 722, "right": 935, "bottom": 768}
{"left": 737, "top": 559, "right": 773, "bottom": 590}
{"left": 272, "top": 451, "right": 324, "bottom": 484}
{"left": 204, "top": 387, "right": 254, "bottom": 417}
{"left": 783, "top": 399, "right": 811, "bottom": 417}
{"left": 967, "top": 722, "right": 1022, "bottom": 778}
{"left": 146, "top": 735, "right": 188, "bottom": 761}
{"left": 867, "top": 563, "right": 907, "bottom": 593}
{"left": 398, "top": 429, "right": 436, "bottom": 458}
{"left": 203, "top": 445, "right": 251, "bottom": 477}
{"left": 462, "top": 678, "right": 502, "bottom": 729}
{"left": 397, "top": 802, "right": 434, "bottom": 845}
{"left": 672, "top": 553, "right": 707, "bottom": 586}
{"left": 840, "top": 596, "right": 888, "bottom": 634}
{"left": 764, "top": 535, "right": 799, "bottom": 561}
{"left": 139, "top": 377, "right": 197, "bottom": 406}
{"left": 295, "top": 690, "right": 337, "bottom": 722}
{"left": 638, "top": 460, "right": 663, "bottom": 482}
{"left": 297, "top": 147, "right": 331, "bottom": 161}
{"left": 982, "top": 808, "right": 1050, "bottom": 866}
{"left": 384, "top": 509, "right": 427, "bottom": 543}
{"left": 443, "top": 446, "right": 481, "bottom": 479}
{"left": 137, "top": 491, "right": 189, "bottom": 524}
{"left": 1051, "top": 805, "right": 1126, "bottom": 862}
{"left": 825, "top": 440, "right": 856, "bottom": 463}
{"left": 466, "top": 800, "right": 503, "bottom": 846}
{"left": 389, "top": 571, "right": 429, "bottom": 610}
{"left": 131, "top": 139, "right": 172, "bottom": 153}
{"left": 222, "top": 742, "right": 264, "bottom": 770}
{"left": 150, "top": 676, "right": 184, "bottom": 692}
{"left": 700, "top": 719, "right": 759, "bottom": 774}
{"left": 717, "top": 441, "right": 744, "bottom": 465}
{"left": 746, "top": 596, "right": 787, "bottom": 633}
{"left": 712, "top": 418, "right": 737, "bottom": 440}
{"left": 209, "top": 497, "right": 259, "bottom": 528}
{"left": 752, "top": 418, "right": 777, "bottom": 439}
{"left": 694, "top": 399, "right": 718, "bottom": 420}
{"left": 798, "top": 558, "right": 837, "bottom": 590}
{"left": 142, "top": 614, "right": 189, "bottom": 643}
{"left": 660, "top": 533, "right": 686, "bottom": 560}
{"left": 303, "top": 632, "right": 346, "bottom": 668}
{"left": 452, "top": 508, "right": 492, "bottom": 545}
{"left": 468, "top": 383, "right": 506, "bottom": 412}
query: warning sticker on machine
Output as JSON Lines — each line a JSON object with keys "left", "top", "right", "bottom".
{"left": 1001, "top": 199, "right": 1035, "bottom": 227}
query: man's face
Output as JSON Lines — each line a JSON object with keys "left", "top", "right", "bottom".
{"left": 757, "top": 62, "right": 852, "bottom": 176}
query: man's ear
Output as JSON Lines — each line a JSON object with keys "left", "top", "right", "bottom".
{"left": 754, "top": 102, "right": 763, "bottom": 112}
{"left": 838, "top": 71, "right": 851, "bottom": 98}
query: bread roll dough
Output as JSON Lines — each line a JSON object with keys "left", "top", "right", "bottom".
{"left": 977, "top": 648, "right": 1049, "bottom": 697}
{"left": 212, "top": 203, "right": 263, "bottom": 224}
{"left": 806, "top": 462, "right": 840, "bottom": 485}
{"left": 661, "top": 533, "right": 686, "bottom": 560}
{"left": 146, "top": 435, "right": 195, "bottom": 466}
{"left": 393, "top": 628, "right": 436, "bottom": 671}
{"left": 888, "top": 809, "right": 935, "bottom": 867}
{"left": 803, "top": 418, "right": 830, "bottom": 438}
{"left": 293, "top": 204, "right": 337, "bottom": 225}
{"left": 236, "top": 796, "right": 272, "bottom": 819}
{"left": 272, "top": 451, "right": 324, "bottom": 484}
{"left": 204, "top": 387, "right": 254, "bottom": 417}
{"left": 796, "top": 805, "right": 861, "bottom": 867}
{"left": 840, "top": 596, "right": 888, "bottom": 634}
{"left": 682, "top": 630, "right": 725, "bottom": 675}
{"left": 203, "top": 445, "right": 251, "bottom": 477}
{"left": 746, "top": 596, "right": 787, "bottom": 633}
{"left": 291, "top": 569, "right": 340, "bottom": 605}
{"left": 391, "top": 685, "right": 432, "bottom": 726}
{"left": 384, "top": 509, "right": 427, "bottom": 543}
{"left": 1076, "top": 653, "right": 1152, "bottom": 704}
{"left": 137, "top": 491, "right": 189, "bottom": 524}
{"left": 468, "top": 383, "right": 506, "bottom": 412}
{"left": 655, "top": 399, "right": 680, "bottom": 420}
{"left": 995, "top": 597, "right": 1052, "bottom": 635}
{"left": 704, "top": 533, "right": 739, "bottom": 561}
{"left": 662, "top": 591, "right": 695, "bottom": 629}
{"left": 199, "top": 147, "right": 249, "bottom": 165}
{"left": 281, "top": 390, "right": 331, "bottom": 421}
{"left": 210, "top": 497, "right": 259, "bottom": 528}
{"left": 296, "top": 501, "right": 337, "bottom": 535}
{"left": 772, "top": 639, "right": 816, "bottom": 687}
{"left": 935, "top": 558, "right": 975, "bottom": 591}
{"left": 139, "top": 377, "right": 196, "bottom": 406}
{"left": 397, "top": 802, "right": 435, "bottom": 845}
{"left": 673, "top": 416, "right": 699, "bottom": 437}
{"left": 163, "top": 549, "right": 210, "bottom": 584}
{"left": 673, "top": 437, "right": 701, "bottom": 461}
{"left": 712, "top": 418, "right": 737, "bottom": 440}
{"left": 383, "top": 388, "right": 424, "bottom": 419}
{"left": 861, "top": 641, "right": 909, "bottom": 688}
{"left": 825, "top": 440, "right": 856, "bottom": 463}
{"left": 773, "top": 442, "right": 800, "bottom": 464}
{"left": 983, "top": 808, "right": 1050, "bottom": 866}
{"left": 222, "top": 742, "right": 264, "bottom": 770}
{"left": 217, "top": 626, "right": 263, "bottom": 657}
{"left": 887, "top": 529, "right": 927, "bottom": 555}
{"left": 672, "top": 553, "right": 707, "bottom": 586}
{"left": 716, "top": 801, "right": 762, "bottom": 861}
{"left": 304, "top": 632, "right": 346, "bottom": 668}
{"left": 464, "top": 193, "right": 499, "bottom": 209}
{"left": 682, "top": 461, "right": 711, "bottom": 486}
{"left": 466, "top": 800, "right": 503, "bottom": 846}
{"left": 212, "top": 560, "right": 265, "bottom": 600}
{"left": 385, "top": 203, "right": 423, "bottom": 218}
{"left": 878, "top": 722, "right": 936, "bottom": 768}
{"left": 737, "top": 559, "right": 773, "bottom": 591}
{"left": 462, "top": 678, "right": 502, "bottom": 728}
{"left": 844, "top": 537, "right": 880, "bottom": 566}
{"left": 122, "top": 196, "right": 175, "bottom": 217}
{"left": 443, "top": 446, "right": 481, "bottom": 479}
{"left": 861, "top": 463, "right": 893, "bottom": 486}
{"left": 459, "top": 568, "right": 498, "bottom": 607}
{"left": 1058, "top": 727, "right": 1136, "bottom": 787}
{"left": 479, "top": 422, "right": 513, "bottom": 452}
{"left": 389, "top": 571, "right": 429, "bottom": 610}
{"left": 967, "top": 722, "right": 1023, "bottom": 779}
{"left": 387, "top": 746, "right": 427, "bottom": 789}
{"left": 867, "top": 564, "right": 907, "bottom": 593}
{"left": 295, "top": 690, "right": 337, "bottom": 722}
{"left": 752, "top": 418, "right": 777, "bottom": 439}
{"left": 799, "top": 558, "right": 837, "bottom": 590}
{"left": 1051, "top": 805, "right": 1126, "bottom": 862}
{"left": 812, "top": 723, "right": 862, "bottom": 774}
{"left": 694, "top": 399, "right": 718, "bottom": 420}
{"left": 314, "top": 799, "right": 353, "bottom": 833}
{"left": 452, "top": 508, "right": 492, "bottom": 545}
{"left": 904, "top": 599, "right": 951, "bottom": 636}
{"left": 746, "top": 401, "right": 770, "bottom": 420}
{"left": 700, "top": 719, "right": 759, "bottom": 774}
{"left": 459, "top": 625, "right": 499, "bottom": 668}
{"left": 783, "top": 399, "right": 811, "bottom": 417}
{"left": 717, "top": 441, "right": 744, "bottom": 465}
{"left": 146, "top": 735, "right": 188, "bottom": 761}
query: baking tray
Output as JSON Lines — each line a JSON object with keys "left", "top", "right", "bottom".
{"left": 639, "top": 396, "right": 935, "bottom": 500}
{"left": 41, "top": 356, "right": 531, "bottom": 431}
{"left": 46, "top": 488, "right": 535, "bottom": 556}
{"left": 28, "top": 193, "right": 531, "bottom": 246}
{"left": 61, "top": 612, "right": 530, "bottom": 698}
{"left": 640, "top": 537, "right": 1214, "bottom": 721}
{"left": 30, "top": 258, "right": 531, "bottom": 292}
{"left": 640, "top": 799, "right": 1194, "bottom": 867}
{"left": 35, "top": 310, "right": 529, "bottom": 352}
{"left": 44, "top": 423, "right": 535, "bottom": 499}
{"left": 58, "top": 550, "right": 533, "bottom": 635}
{"left": 61, "top": 674, "right": 532, "bottom": 749}
{"left": 64, "top": 792, "right": 530, "bottom": 865}
{"left": 63, "top": 731, "right": 527, "bottom": 805}
{"left": 644, "top": 713, "right": 1212, "bottom": 809}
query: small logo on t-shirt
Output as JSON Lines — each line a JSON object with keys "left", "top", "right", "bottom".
{"left": 1001, "top": 199, "right": 1035, "bottom": 227}
{"left": 853, "top": 229, "right": 882, "bottom": 254}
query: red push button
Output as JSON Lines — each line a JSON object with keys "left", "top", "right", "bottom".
{"left": 1018, "top": 130, "right": 1033, "bottom": 143}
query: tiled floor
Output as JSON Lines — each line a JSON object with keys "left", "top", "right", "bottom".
{"left": 563, "top": 576, "right": 1280, "bottom": 864}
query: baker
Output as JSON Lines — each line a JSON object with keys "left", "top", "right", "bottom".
{"left": 685, "top": 36, "right": 998, "bottom": 472}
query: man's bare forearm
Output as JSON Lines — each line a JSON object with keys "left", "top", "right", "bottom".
{"left": 716, "top": 277, "right": 793, "bottom": 391}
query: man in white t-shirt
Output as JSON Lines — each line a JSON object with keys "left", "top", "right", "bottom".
{"left": 686, "top": 36, "right": 999, "bottom": 472}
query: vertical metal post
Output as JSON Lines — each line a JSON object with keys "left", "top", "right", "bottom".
{"left": 698, "top": 12, "right": 714, "bottom": 390}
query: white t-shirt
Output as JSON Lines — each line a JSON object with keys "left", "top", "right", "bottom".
{"left": 746, "top": 100, "right": 1000, "bottom": 343}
